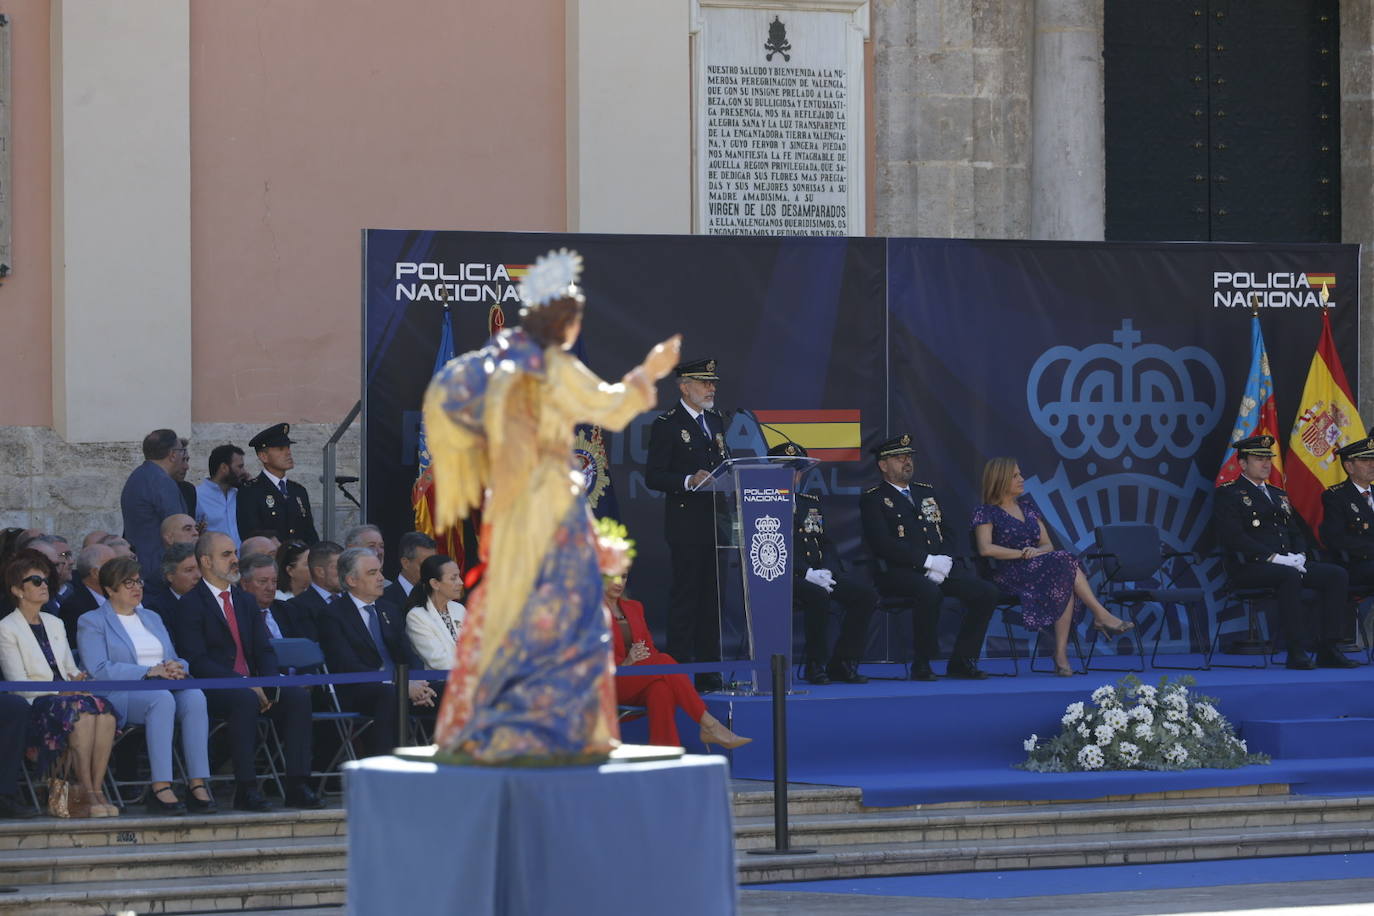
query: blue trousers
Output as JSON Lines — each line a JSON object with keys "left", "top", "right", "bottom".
{"left": 114, "top": 689, "right": 210, "bottom": 783}
{"left": 0, "top": 693, "right": 28, "bottom": 796}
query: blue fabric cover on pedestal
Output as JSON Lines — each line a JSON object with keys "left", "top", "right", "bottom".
{"left": 345, "top": 754, "right": 736, "bottom": 915}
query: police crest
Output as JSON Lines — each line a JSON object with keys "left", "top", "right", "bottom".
{"left": 265, "top": 494, "right": 275, "bottom": 509}
{"left": 749, "top": 515, "right": 788, "bottom": 582}
{"left": 572, "top": 426, "right": 611, "bottom": 510}
{"left": 681, "top": 429, "right": 691, "bottom": 444}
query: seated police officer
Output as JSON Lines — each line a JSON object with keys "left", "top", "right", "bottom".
{"left": 1214, "top": 434, "right": 1355, "bottom": 669}
{"left": 858, "top": 434, "right": 994, "bottom": 681}
{"left": 1320, "top": 436, "right": 1374, "bottom": 586}
{"left": 770, "top": 442, "right": 876, "bottom": 685}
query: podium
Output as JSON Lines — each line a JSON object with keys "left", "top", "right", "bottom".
{"left": 693, "top": 455, "right": 817, "bottom": 693}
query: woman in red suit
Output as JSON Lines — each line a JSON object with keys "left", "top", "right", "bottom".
{"left": 606, "top": 574, "right": 750, "bottom": 750}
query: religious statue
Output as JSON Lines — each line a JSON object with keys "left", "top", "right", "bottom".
{"left": 423, "top": 248, "right": 681, "bottom": 764}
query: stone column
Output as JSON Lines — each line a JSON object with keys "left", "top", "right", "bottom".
{"left": 1341, "top": 1, "right": 1374, "bottom": 419}
{"left": 1028, "top": 0, "right": 1103, "bottom": 240}
{"left": 872, "top": 0, "right": 1032, "bottom": 239}
{"left": 50, "top": 0, "right": 191, "bottom": 442}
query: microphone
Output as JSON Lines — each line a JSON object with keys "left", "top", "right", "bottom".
{"left": 735, "top": 406, "right": 802, "bottom": 451}
{"left": 334, "top": 476, "right": 360, "bottom": 484}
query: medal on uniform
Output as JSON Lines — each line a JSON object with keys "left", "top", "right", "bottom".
{"left": 1252, "top": 518, "right": 1260, "bottom": 527}
{"left": 1352, "top": 503, "right": 1361, "bottom": 514}
{"left": 715, "top": 433, "right": 726, "bottom": 452}
{"left": 921, "top": 497, "right": 942, "bottom": 524}
{"left": 1242, "top": 495, "right": 1252, "bottom": 506}
{"left": 297, "top": 497, "right": 306, "bottom": 513}
{"left": 897, "top": 524, "right": 905, "bottom": 538}
{"left": 265, "top": 494, "right": 275, "bottom": 509}
{"left": 680, "top": 429, "right": 691, "bottom": 443}
{"left": 883, "top": 497, "right": 894, "bottom": 508}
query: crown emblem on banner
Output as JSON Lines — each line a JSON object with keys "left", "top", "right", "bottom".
{"left": 1026, "top": 321, "right": 1226, "bottom": 461}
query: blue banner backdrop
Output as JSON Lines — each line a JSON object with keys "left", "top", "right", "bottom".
{"left": 364, "top": 231, "right": 1358, "bottom": 658}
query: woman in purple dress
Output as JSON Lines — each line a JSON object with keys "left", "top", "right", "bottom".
{"left": 972, "top": 457, "right": 1133, "bottom": 676}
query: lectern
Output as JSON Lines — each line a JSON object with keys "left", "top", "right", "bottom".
{"left": 692, "top": 455, "right": 818, "bottom": 692}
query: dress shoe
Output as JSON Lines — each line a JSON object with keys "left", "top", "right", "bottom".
{"left": 186, "top": 786, "right": 219, "bottom": 814}
{"left": 284, "top": 785, "right": 325, "bottom": 809}
{"left": 694, "top": 673, "right": 724, "bottom": 693}
{"left": 1285, "top": 648, "right": 1316, "bottom": 670}
{"left": 827, "top": 660, "right": 868, "bottom": 684}
{"left": 698, "top": 712, "right": 752, "bottom": 750}
{"left": 945, "top": 658, "right": 989, "bottom": 680}
{"left": 802, "top": 662, "right": 830, "bottom": 685}
{"left": 1316, "top": 646, "right": 1360, "bottom": 669}
{"left": 146, "top": 786, "right": 187, "bottom": 816}
{"left": 232, "top": 785, "right": 274, "bottom": 812}
{"left": 910, "top": 661, "right": 938, "bottom": 682}
{"left": 0, "top": 794, "right": 38, "bottom": 819}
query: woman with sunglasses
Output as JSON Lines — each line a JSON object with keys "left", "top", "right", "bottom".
{"left": 274, "top": 541, "right": 311, "bottom": 601}
{"left": 0, "top": 552, "right": 118, "bottom": 817}
{"left": 77, "top": 556, "right": 215, "bottom": 815}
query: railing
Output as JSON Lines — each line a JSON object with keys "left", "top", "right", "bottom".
{"left": 321, "top": 399, "right": 362, "bottom": 542}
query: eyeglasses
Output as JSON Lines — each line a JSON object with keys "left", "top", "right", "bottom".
{"left": 121, "top": 577, "right": 145, "bottom": 589}
{"left": 21, "top": 575, "right": 49, "bottom": 587}
{"left": 58, "top": 551, "right": 72, "bottom": 560}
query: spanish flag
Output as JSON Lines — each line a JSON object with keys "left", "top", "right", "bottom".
{"left": 753, "top": 409, "right": 863, "bottom": 461}
{"left": 1286, "top": 308, "right": 1364, "bottom": 532}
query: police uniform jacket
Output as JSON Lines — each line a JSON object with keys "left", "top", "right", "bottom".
{"left": 236, "top": 473, "right": 319, "bottom": 545}
{"left": 645, "top": 404, "right": 729, "bottom": 545}
{"left": 1319, "top": 479, "right": 1374, "bottom": 562}
{"left": 1213, "top": 476, "right": 1313, "bottom": 568}
{"left": 793, "top": 492, "right": 843, "bottom": 576}
{"left": 859, "top": 480, "right": 949, "bottom": 572}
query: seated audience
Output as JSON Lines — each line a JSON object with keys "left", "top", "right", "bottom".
{"left": 241, "top": 552, "right": 313, "bottom": 640}
{"left": 59, "top": 544, "right": 115, "bottom": 647}
{"left": 317, "top": 547, "right": 434, "bottom": 756}
{"left": 82, "top": 531, "right": 110, "bottom": 549}
{"left": 77, "top": 556, "right": 214, "bottom": 815}
{"left": 196, "top": 444, "right": 247, "bottom": 547}
{"left": 0, "top": 692, "right": 38, "bottom": 818}
{"left": 161, "top": 514, "right": 199, "bottom": 550}
{"left": 283, "top": 541, "right": 344, "bottom": 643}
{"left": 383, "top": 532, "right": 436, "bottom": 608}
{"left": 101, "top": 535, "right": 134, "bottom": 558}
{"left": 404, "top": 554, "right": 466, "bottom": 670}
{"left": 605, "top": 573, "right": 750, "bottom": 750}
{"left": 239, "top": 534, "right": 281, "bottom": 562}
{"left": 343, "top": 524, "right": 386, "bottom": 566}
{"left": 177, "top": 532, "right": 321, "bottom": 811}
{"left": 973, "top": 457, "right": 1133, "bottom": 676}
{"left": 51, "top": 536, "right": 74, "bottom": 603}
{"left": 142, "top": 542, "right": 202, "bottom": 637}
{"left": 275, "top": 541, "right": 311, "bottom": 601}
{"left": 0, "top": 554, "right": 119, "bottom": 817}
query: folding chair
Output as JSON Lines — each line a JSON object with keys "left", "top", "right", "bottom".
{"left": 1088, "top": 524, "right": 1206, "bottom": 671}
{"left": 1209, "top": 554, "right": 1276, "bottom": 669}
{"left": 271, "top": 637, "right": 373, "bottom": 796}
{"left": 967, "top": 531, "right": 1085, "bottom": 676}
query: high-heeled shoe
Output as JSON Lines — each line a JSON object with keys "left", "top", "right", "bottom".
{"left": 699, "top": 712, "right": 752, "bottom": 750}
{"left": 1054, "top": 665, "right": 1075, "bottom": 677}
{"left": 1094, "top": 619, "right": 1136, "bottom": 637}
{"left": 88, "top": 789, "right": 118, "bottom": 818}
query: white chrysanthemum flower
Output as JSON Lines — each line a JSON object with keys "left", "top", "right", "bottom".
{"left": 1062, "top": 702, "right": 1085, "bottom": 725}
{"left": 1133, "top": 722, "right": 1153, "bottom": 741}
{"left": 1163, "top": 722, "right": 1182, "bottom": 737}
{"left": 1117, "top": 741, "right": 1141, "bottom": 765}
{"left": 1077, "top": 723, "right": 1091, "bottom": 738}
{"left": 1191, "top": 722, "right": 1204, "bottom": 738}
{"left": 1077, "top": 744, "right": 1105, "bottom": 770}
{"left": 1136, "top": 684, "right": 1158, "bottom": 705}
{"left": 1163, "top": 743, "right": 1189, "bottom": 764}
{"left": 1024, "top": 734, "right": 1039, "bottom": 752}
{"left": 1237, "top": 738, "right": 1248, "bottom": 753}
{"left": 1095, "top": 724, "right": 1116, "bottom": 745}
{"left": 1091, "top": 685, "right": 1118, "bottom": 706}
{"left": 1166, "top": 707, "right": 1186, "bottom": 721}
{"left": 1129, "top": 705, "right": 1153, "bottom": 724}
{"left": 1103, "top": 708, "right": 1129, "bottom": 730}
{"left": 1195, "top": 702, "right": 1219, "bottom": 722}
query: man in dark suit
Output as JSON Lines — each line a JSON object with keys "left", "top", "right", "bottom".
{"left": 240, "top": 552, "right": 316, "bottom": 641}
{"left": 141, "top": 542, "right": 202, "bottom": 641}
{"left": 645, "top": 358, "right": 729, "bottom": 690}
{"left": 286, "top": 541, "right": 344, "bottom": 644}
{"left": 120, "top": 429, "right": 189, "bottom": 585}
{"left": 769, "top": 442, "right": 877, "bottom": 685}
{"left": 237, "top": 423, "right": 319, "bottom": 546}
{"left": 58, "top": 543, "right": 114, "bottom": 648}
{"left": 0, "top": 694, "right": 37, "bottom": 817}
{"left": 381, "top": 531, "right": 436, "bottom": 610}
{"left": 859, "top": 434, "right": 995, "bottom": 681}
{"left": 1215, "top": 434, "right": 1354, "bottom": 669}
{"left": 317, "top": 547, "right": 436, "bottom": 757}
{"left": 1319, "top": 436, "right": 1374, "bottom": 645}
{"left": 178, "top": 532, "right": 323, "bottom": 810}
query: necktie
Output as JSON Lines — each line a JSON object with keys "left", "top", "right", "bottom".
{"left": 1260, "top": 484, "right": 1274, "bottom": 504}
{"left": 364, "top": 604, "right": 395, "bottom": 670}
{"left": 1365, "top": 490, "right": 1374, "bottom": 512}
{"left": 219, "top": 590, "right": 249, "bottom": 676}
{"left": 900, "top": 488, "right": 915, "bottom": 505}
{"left": 278, "top": 478, "right": 290, "bottom": 498}
{"left": 261, "top": 608, "right": 282, "bottom": 640}
{"left": 697, "top": 414, "right": 710, "bottom": 438}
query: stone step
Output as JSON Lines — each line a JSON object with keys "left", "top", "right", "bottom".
{"left": 729, "top": 783, "right": 863, "bottom": 818}
{"left": 0, "top": 835, "right": 346, "bottom": 886}
{"left": 1243, "top": 717, "right": 1374, "bottom": 759}
{"left": 0, "top": 806, "right": 347, "bottom": 851}
{"left": 732, "top": 792, "right": 1374, "bottom": 850}
{"left": 0, "top": 870, "right": 347, "bottom": 916}
{"left": 735, "top": 818, "right": 1374, "bottom": 883}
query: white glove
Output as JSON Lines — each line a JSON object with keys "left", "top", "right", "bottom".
{"left": 1289, "top": 552, "right": 1308, "bottom": 573}
{"left": 804, "top": 568, "right": 835, "bottom": 593}
{"left": 923, "top": 555, "right": 953, "bottom": 578}
{"left": 1270, "top": 553, "right": 1304, "bottom": 571}
{"left": 925, "top": 569, "right": 948, "bottom": 584}
{"left": 815, "top": 569, "right": 837, "bottom": 589}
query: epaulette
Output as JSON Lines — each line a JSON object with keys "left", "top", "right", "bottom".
{"left": 1326, "top": 482, "right": 1343, "bottom": 492}
{"left": 911, "top": 481, "right": 933, "bottom": 489}
{"left": 1219, "top": 480, "right": 1236, "bottom": 487}
{"left": 796, "top": 491, "right": 820, "bottom": 502}
{"left": 863, "top": 486, "right": 879, "bottom": 493}
{"left": 656, "top": 408, "right": 678, "bottom": 421}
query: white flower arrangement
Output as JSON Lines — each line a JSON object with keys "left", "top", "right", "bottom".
{"left": 1019, "top": 675, "right": 1270, "bottom": 773}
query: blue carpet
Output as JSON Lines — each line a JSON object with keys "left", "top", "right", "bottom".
{"left": 687, "top": 664, "right": 1374, "bottom": 807}
{"left": 752, "top": 852, "right": 1374, "bottom": 899}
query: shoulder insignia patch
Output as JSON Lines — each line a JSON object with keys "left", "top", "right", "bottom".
{"left": 863, "top": 486, "right": 878, "bottom": 493}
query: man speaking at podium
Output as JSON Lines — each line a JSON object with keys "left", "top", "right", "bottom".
{"left": 646, "top": 358, "right": 729, "bottom": 692}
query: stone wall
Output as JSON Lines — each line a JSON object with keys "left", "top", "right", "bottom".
{"left": 0, "top": 421, "right": 361, "bottom": 545}
{"left": 1341, "top": 0, "right": 1374, "bottom": 423}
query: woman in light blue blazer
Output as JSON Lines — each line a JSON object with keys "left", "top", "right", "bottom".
{"left": 77, "top": 556, "right": 214, "bottom": 815}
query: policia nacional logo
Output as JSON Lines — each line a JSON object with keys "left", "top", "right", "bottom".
{"left": 572, "top": 427, "right": 610, "bottom": 510}
{"left": 750, "top": 515, "right": 788, "bottom": 581}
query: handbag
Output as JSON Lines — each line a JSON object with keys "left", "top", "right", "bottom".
{"left": 47, "top": 777, "right": 90, "bottom": 819}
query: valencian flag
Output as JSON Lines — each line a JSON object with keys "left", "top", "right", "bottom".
{"left": 1285, "top": 305, "right": 1364, "bottom": 532}
{"left": 1216, "top": 313, "right": 1285, "bottom": 487}
{"left": 412, "top": 306, "right": 470, "bottom": 570}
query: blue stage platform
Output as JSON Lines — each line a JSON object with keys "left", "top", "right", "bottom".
{"left": 618, "top": 663, "right": 1374, "bottom": 808}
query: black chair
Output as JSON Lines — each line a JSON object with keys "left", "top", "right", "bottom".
{"left": 1087, "top": 524, "right": 1205, "bottom": 671}
{"left": 1209, "top": 553, "right": 1276, "bottom": 669}
{"left": 271, "top": 637, "right": 373, "bottom": 795}
{"left": 967, "top": 531, "right": 1084, "bottom": 676}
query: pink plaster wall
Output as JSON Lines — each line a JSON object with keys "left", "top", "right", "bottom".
{"left": 190, "top": 0, "right": 566, "bottom": 423}
{"left": 0, "top": 1, "right": 52, "bottom": 425}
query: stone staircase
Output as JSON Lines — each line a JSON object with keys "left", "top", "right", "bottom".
{"left": 4, "top": 782, "right": 1373, "bottom": 912}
